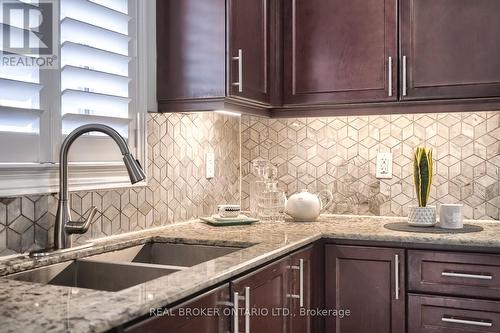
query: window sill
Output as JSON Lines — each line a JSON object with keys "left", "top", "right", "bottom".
{"left": 0, "top": 163, "right": 148, "bottom": 196}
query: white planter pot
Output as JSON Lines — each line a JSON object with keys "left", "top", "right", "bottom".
{"left": 408, "top": 205, "right": 436, "bottom": 227}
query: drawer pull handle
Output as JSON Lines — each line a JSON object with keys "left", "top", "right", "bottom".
{"left": 442, "top": 316, "right": 492, "bottom": 327}
{"left": 395, "top": 254, "right": 400, "bottom": 300}
{"left": 442, "top": 272, "right": 493, "bottom": 280}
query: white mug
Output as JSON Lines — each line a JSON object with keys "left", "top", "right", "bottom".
{"left": 439, "top": 204, "right": 463, "bottom": 229}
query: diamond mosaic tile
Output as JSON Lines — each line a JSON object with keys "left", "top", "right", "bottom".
{"left": 241, "top": 111, "right": 500, "bottom": 220}
{"left": 0, "top": 196, "right": 47, "bottom": 254}
{"left": 0, "top": 110, "right": 498, "bottom": 255}
{"left": 0, "top": 112, "right": 241, "bottom": 253}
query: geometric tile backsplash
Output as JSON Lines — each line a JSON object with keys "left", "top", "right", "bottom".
{"left": 0, "top": 110, "right": 499, "bottom": 255}
{"left": 0, "top": 112, "right": 241, "bottom": 255}
{"left": 241, "top": 111, "right": 499, "bottom": 220}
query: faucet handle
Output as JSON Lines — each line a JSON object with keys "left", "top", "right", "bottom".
{"left": 65, "top": 206, "right": 98, "bottom": 234}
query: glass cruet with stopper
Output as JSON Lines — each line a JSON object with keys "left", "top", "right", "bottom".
{"left": 260, "top": 180, "right": 287, "bottom": 222}
{"left": 250, "top": 158, "right": 277, "bottom": 218}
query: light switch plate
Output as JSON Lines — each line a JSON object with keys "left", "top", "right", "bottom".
{"left": 205, "top": 152, "right": 215, "bottom": 179}
{"left": 376, "top": 152, "right": 393, "bottom": 179}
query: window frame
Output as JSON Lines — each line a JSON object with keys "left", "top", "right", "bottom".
{"left": 0, "top": 0, "right": 156, "bottom": 196}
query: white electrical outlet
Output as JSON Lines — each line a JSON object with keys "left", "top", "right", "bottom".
{"left": 376, "top": 152, "right": 393, "bottom": 179}
{"left": 205, "top": 152, "right": 215, "bottom": 179}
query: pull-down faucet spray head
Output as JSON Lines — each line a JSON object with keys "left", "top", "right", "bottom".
{"left": 123, "top": 154, "right": 146, "bottom": 184}
{"left": 54, "top": 124, "right": 146, "bottom": 250}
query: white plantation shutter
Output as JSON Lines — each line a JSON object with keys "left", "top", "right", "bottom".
{"left": 0, "top": 0, "right": 151, "bottom": 195}
{"left": 0, "top": 0, "right": 44, "bottom": 162}
{"left": 60, "top": 0, "right": 134, "bottom": 162}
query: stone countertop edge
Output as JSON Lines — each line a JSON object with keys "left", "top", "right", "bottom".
{"left": 0, "top": 214, "right": 499, "bottom": 333}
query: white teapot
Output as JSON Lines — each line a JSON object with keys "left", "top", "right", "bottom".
{"left": 284, "top": 189, "right": 334, "bottom": 221}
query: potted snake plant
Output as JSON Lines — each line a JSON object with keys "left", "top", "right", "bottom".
{"left": 408, "top": 147, "right": 436, "bottom": 226}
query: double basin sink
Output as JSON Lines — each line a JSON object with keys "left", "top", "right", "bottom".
{"left": 6, "top": 242, "right": 244, "bottom": 292}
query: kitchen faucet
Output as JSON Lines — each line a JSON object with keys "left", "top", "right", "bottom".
{"left": 52, "top": 124, "right": 146, "bottom": 251}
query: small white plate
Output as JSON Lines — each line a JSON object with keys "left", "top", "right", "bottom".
{"left": 212, "top": 214, "right": 249, "bottom": 221}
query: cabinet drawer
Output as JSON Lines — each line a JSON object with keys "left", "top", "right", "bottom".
{"left": 408, "top": 250, "right": 500, "bottom": 299}
{"left": 123, "top": 283, "right": 230, "bottom": 333}
{"left": 408, "top": 294, "right": 500, "bottom": 333}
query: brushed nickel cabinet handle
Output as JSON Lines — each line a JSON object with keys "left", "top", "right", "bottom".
{"left": 388, "top": 56, "right": 393, "bottom": 97}
{"left": 395, "top": 254, "right": 400, "bottom": 300}
{"left": 244, "top": 287, "right": 250, "bottom": 333}
{"left": 299, "top": 259, "right": 304, "bottom": 307}
{"left": 286, "top": 260, "right": 304, "bottom": 306}
{"left": 231, "top": 49, "right": 243, "bottom": 93}
{"left": 233, "top": 289, "right": 250, "bottom": 333}
{"left": 442, "top": 272, "right": 493, "bottom": 280}
{"left": 442, "top": 316, "right": 492, "bottom": 327}
{"left": 233, "top": 291, "right": 239, "bottom": 333}
{"left": 402, "top": 56, "right": 407, "bottom": 96}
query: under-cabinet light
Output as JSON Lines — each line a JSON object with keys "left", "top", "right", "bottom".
{"left": 214, "top": 110, "right": 241, "bottom": 117}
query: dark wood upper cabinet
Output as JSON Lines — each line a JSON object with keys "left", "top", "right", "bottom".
{"left": 283, "top": 0, "right": 398, "bottom": 105}
{"left": 156, "top": 0, "right": 273, "bottom": 115}
{"left": 325, "top": 245, "right": 405, "bottom": 333}
{"left": 157, "top": 0, "right": 500, "bottom": 116}
{"left": 400, "top": 0, "right": 500, "bottom": 100}
{"left": 228, "top": 0, "right": 272, "bottom": 103}
{"left": 231, "top": 257, "right": 289, "bottom": 333}
{"left": 156, "top": 0, "right": 226, "bottom": 103}
{"left": 123, "top": 283, "right": 231, "bottom": 333}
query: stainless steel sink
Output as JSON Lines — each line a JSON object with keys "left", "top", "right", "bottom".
{"left": 86, "top": 242, "right": 243, "bottom": 269}
{"left": 5, "top": 242, "right": 245, "bottom": 291}
{"left": 6, "top": 259, "right": 178, "bottom": 292}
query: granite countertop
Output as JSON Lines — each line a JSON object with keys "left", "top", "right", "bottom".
{"left": 1, "top": 214, "right": 500, "bottom": 333}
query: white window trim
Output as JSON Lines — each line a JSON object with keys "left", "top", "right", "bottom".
{"left": 0, "top": 0, "right": 156, "bottom": 197}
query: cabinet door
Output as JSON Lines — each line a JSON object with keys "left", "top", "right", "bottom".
{"left": 228, "top": 0, "right": 271, "bottom": 103}
{"left": 283, "top": 0, "right": 397, "bottom": 105}
{"left": 325, "top": 245, "right": 405, "bottom": 333}
{"left": 288, "top": 244, "right": 324, "bottom": 333}
{"left": 156, "top": 0, "right": 226, "bottom": 102}
{"left": 400, "top": 0, "right": 500, "bottom": 100}
{"left": 231, "top": 257, "right": 288, "bottom": 333}
{"left": 123, "top": 284, "right": 230, "bottom": 333}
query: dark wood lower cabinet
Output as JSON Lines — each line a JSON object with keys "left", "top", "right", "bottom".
{"left": 118, "top": 242, "right": 500, "bottom": 333}
{"left": 288, "top": 243, "right": 324, "bottom": 333}
{"left": 230, "top": 244, "right": 322, "bottom": 333}
{"left": 408, "top": 294, "right": 500, "bottom": 333}
{"left": 325, "top": 245, "right": 405, "bottom": 333}
{"left": 231, "top": 256, "right": 289, "bottom": 333}
{"left": 123, "top": 283, "right": 230, "bottom": 333}
{"left": 121, "top": 244, "right": 322, "bottom": 333}
{"left": 408, "top": 250, "right": 500, "bottom": 300}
